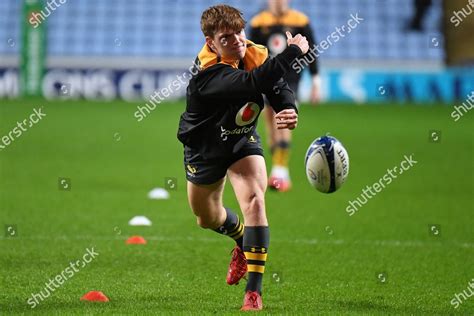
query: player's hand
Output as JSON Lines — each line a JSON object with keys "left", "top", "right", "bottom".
{"left": 286, "top": 32, "right": 309, "bottom": 54}
{"left": 275, "top": 109, "right": 298, "bottom": 130}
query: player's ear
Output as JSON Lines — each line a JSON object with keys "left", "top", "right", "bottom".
{"left": 205, "top": 36, "right": 216, "bottom": 52}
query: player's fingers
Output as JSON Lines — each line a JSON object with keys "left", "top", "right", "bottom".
{"left": 276, "top": 119, "right": 297, "bottom": 126}
{"left": 276, "top": 120, "right": 297, "bottom": 127}
{"left": 277, "top": 122, "right": 297, "bottom": 130}
{"left": 286, "top": 31, "right": 293, "bottom": 40}
{"left": 276, "top": 114, "right": 298, "bottom": 120}
{"left": 276, "top": 119, "right": 297, "bottom": 125}
{"left": 276, "top": 123, "right": 290, "bottom": 129}
{"left": 276, "top": 109, "right": 297, "bottom": 116}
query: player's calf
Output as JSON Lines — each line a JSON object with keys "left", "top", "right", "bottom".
{"left": 241, "top": 193, "right": 267, "bottom": 226}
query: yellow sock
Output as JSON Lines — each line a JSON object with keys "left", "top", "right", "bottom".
{"left": 272, "top": 141, "right": 290, "bottom": 167}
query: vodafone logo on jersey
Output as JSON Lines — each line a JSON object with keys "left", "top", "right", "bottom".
{"left": 235, "top": 102, "right": 260, "bottom": 126}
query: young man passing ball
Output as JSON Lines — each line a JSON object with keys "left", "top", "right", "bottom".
{"left": 177, "top": 4, "right": 308, "bottom": 311}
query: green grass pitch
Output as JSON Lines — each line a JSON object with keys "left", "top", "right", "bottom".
{"left": 0, "top": 99, "right": 473, "bottom": 315}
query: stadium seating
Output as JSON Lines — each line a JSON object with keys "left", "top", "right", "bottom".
{"left": 0, "top": 0, "right": 444, "bottom": 61}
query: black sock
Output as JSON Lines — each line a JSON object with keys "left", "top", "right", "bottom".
{"left": 243, "top": 226, "right": 269, "bottom": 294}
{"left": 213, "top": 208, "right": 244, "bottom": 248}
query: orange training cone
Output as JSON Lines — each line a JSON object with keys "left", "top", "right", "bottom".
{"left": 80, "top": 291, "right": 109, "bottom": 302}
{"left": 126, "top": 235, "right": 147, "bottom": 244}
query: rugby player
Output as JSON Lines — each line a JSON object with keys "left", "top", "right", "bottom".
{"left": 177, "top": 4, "right": 308, "bottom": 311}
{"left": 250, "top": 0, "right": 320, "bottom": 192}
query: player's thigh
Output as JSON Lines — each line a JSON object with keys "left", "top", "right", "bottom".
{"left": 187, "top": 178, "right": 225, "bottom": 218}
{"left": 227, "top": 155, "right": 267, "bottom": 219}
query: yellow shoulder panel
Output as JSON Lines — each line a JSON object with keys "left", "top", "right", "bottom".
{"left": 244, "top": 40, "right": 268, "bottom": 71}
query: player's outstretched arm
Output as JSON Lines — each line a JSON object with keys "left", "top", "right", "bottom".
{"left": 196, "top": 33, "right": 308, "bottom": 99}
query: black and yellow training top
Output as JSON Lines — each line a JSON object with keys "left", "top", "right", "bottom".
{"left": 177, "top": 40, "right": 303, "bottom": 159}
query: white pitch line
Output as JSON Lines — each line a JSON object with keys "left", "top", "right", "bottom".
{"left": 0, "top": 235, "right": 473, "bottom": 248}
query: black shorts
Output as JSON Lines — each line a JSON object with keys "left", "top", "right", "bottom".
{"left": 183, "top": 134, "right": 264, "bottom": 185}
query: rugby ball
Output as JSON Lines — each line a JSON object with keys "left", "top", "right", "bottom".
{"left": 304, "top": 136, "right": 349, "bottom": 193}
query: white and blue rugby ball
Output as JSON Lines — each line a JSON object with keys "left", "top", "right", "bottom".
{"left": 304, "top": 136, "right": 349, "bottom": 193}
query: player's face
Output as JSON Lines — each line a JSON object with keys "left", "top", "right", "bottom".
{"left": 208, "top": 29, "right": 247, "bottom": 60}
